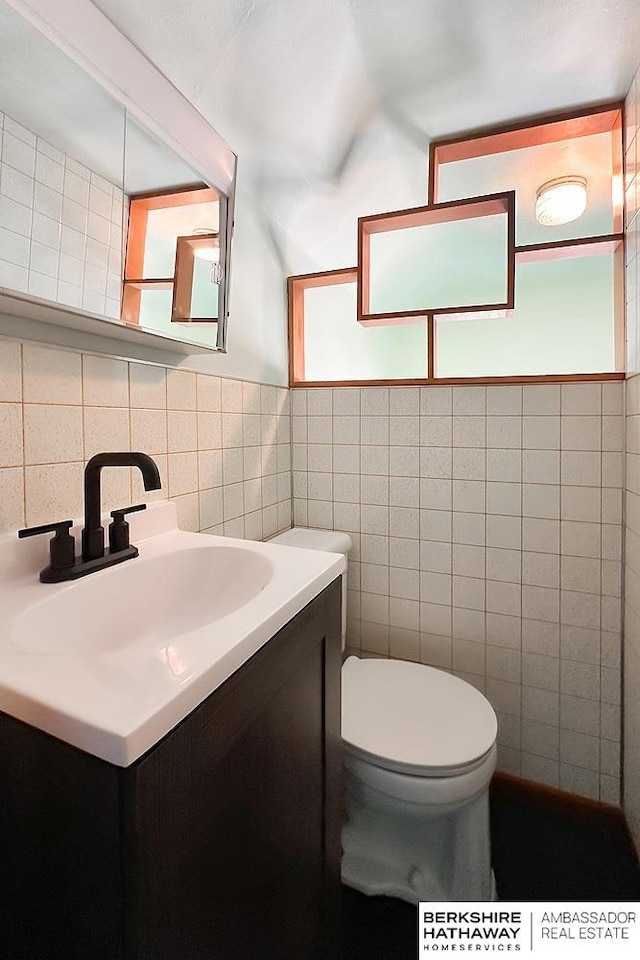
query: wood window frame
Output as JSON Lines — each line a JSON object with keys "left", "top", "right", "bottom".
{"left": 122, "top": 184, "right": 219, "bottom": 326}
{"left": 287, "top": 101, "right": 625, "bottom": 387}
{"left": 358, "top": 191, "right": 515, "bottom": 326}
{"left": 288, "top": 268, "right": 357, "bottom": 386}
{"left": 172, "top": 233, "right": 220, "bottom": 323}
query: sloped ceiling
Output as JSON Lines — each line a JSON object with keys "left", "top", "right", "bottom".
{"left": 92, "top": 0, "right": 640, "bottom": 272}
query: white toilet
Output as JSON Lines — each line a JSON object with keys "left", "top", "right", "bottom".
{"left": 271, "top": 527, "right": 498, "bottom": 903}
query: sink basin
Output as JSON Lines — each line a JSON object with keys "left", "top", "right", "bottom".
{"left": 0, "top": 501, "right": 344, "bottom": 766}
{"left": 13, "top": 546, "right": 274, "bottom": 655}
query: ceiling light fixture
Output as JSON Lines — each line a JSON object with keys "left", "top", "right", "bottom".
{"left": 535, "top": 176, "right": 587, "bottom": 226}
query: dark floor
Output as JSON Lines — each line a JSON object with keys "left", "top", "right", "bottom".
{"left": 342, "top": 772, "right": 640, "bottom": 960}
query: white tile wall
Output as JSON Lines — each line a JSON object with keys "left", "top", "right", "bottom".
{"left": 0, "top": 111, "right": 123, "bottom": 319}
{"left": 625, "top": 65, "right": 640, "bottom": 849}
{"left": 292, "top": 381, "right": 623, "bottom": 802}
{"left": 0, "top": 336, "right": 291, "bottom": 542}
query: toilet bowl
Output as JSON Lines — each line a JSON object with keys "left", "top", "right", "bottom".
{"left": 270, "top": 527, "right": 498, "bottom": 903}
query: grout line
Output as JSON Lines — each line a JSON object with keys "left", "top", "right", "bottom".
{"left": 19, "top": 341, "right": 26, "bottom": 527}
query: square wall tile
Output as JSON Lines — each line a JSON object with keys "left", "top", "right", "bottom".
{"left": 0, "top": 465, "right": 25, "bottom": 532}
{"left": 561, "top": 383, "right": 601, "bottom": 415}
{"left": 167, "top": 369, "right": 196, "bottom": 410}
{"left": 523, "top": 417, "right": 559, "bottom": 449}
{"left": 22, "top": 343, "right": 82, "bottom": 404}
{"left": 221, "top": 378, "right": 243, "bottom": 412}
{"left": 0, "top": 339, "right": 22, "bottom": 401}
{"left": 129, "top": 363, "right": 166, "bottom": 409}
{"left": 452, "top": 386, "right": 485, "bottom": 415}
{"left": 523, "top": 450, "right": 559, "bottom": 484}
{"left": 83, "top": 406, "right": 130, "bottom": 461}
{"left": 194, "top": 374, "right": 221, "bottom": 412}
{"left": 168, "top": 452, "right": 198, "bottom": 497}
{"left": 0, "top": 402, "right": 23, "bottom": 467}
{"left": 420, "top": 386, "right": 451, "bottom": 415}
{"left": 82, "top": 355, "right": 128, "bottom": 407}
{"left": 24, "top": 462, "right": 84, "bottom": 526}
{"left": 167, "top": 410, "right": 198, "bottom": 453}
{"left": 487, "top": 385, "right": 522, "bottom": 416}
{"left": 24, "top": 404, "right": 82, "bottom": 464}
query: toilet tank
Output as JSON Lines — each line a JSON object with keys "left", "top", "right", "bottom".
{"left": 269, "top": 528, "right": 351, "bottom": 649}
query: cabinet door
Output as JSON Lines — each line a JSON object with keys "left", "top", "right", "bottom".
{"left": 0, "top": 711, "right": 123, "bottom": 960}
{"left": 123, "top": 582, "right": 342, "bottom": 960}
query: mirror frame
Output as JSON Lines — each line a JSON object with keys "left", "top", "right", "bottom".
{"left": 3, "top": 0, "right": 237, "bottom": 352}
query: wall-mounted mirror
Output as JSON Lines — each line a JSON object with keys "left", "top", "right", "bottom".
{"left": 0, "top": 0, "right": 236, "bottom": 355}
{"left": 121, "top": 115, "right": 228, "bottom": 348}
{"left": 0, "top": 0, "right": 125, "bottom": 314}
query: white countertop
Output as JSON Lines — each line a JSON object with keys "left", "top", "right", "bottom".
{"left": 0, "top": 502, "right": 344, "bottom": 766}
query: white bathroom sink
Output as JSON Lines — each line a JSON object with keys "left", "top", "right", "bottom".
{"left": 12, "top": 545, "right": 275, "bottom": 656}
{"left": 0, "top": 502, "right": 344, "bottom": 766}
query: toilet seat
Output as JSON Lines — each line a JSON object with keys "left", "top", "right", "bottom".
{"left": 342, "top": 657, "right": 497, "bottom": 778}
{"left": 344, "top": 742, "right": 498, "bottom": 809}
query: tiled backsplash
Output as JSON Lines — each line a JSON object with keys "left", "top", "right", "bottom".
{"left": 625, "top": 65, "right": 640, "bottom": 847}
{"left": 0, "top": 337, "right": 292, "bottom": 541}
{"left": 292, "top": 382, "right": 623, "bottom": 803}
{"left": 0, "top": 111, "right": 123, "bottom": 319}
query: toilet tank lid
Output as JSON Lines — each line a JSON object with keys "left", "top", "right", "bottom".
{"left": 270, "top": 528, "right": 352, "bottom": 556}
{"left": 342, "top": 657, "right": 497, "bottom": 774}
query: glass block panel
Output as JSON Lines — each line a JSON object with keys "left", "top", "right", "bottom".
{"left": 368, "top": 213, "right": 509, "bottom": 315}
{"left": 437, "top": 132, "right": 616, "bottom": 246}
{"left": 435, "top": 252, "right": 616, "bottom": 378}
{"left": 303, "top": 281, "right": 427, "bottom": 381}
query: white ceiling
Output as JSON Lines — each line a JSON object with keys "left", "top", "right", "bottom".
{"left": 91, "top": 0, "right": 640, "bottom": 271}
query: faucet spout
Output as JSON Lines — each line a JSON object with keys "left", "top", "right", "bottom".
{"left": 82, "top": 453, "right": 162, "bottom": 562}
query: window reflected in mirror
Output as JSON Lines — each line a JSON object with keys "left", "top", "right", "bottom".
{"left": 122, "top": 113, "right": 229, "bottom": 348}
{"left": 121, "top": 184, "right": 221, "bottom": 336}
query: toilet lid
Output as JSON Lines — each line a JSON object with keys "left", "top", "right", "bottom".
{"left": 342, "top": 657, "right": 497, "bottom": 776}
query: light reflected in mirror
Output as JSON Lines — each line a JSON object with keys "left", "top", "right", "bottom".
{"left": 0, "top": 0, "right": 125, "bottom": 318}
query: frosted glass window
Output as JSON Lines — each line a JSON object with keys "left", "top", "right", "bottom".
{"left": 435, "top": 253, "right": 616, "bottom": 378}
{"left": 368, "top": 214, "right": 509, "bottom": 315}
{"left": 436, "top": 133, "right": 615, "bottom": 246}
{"left": 303, "top": 282, "right": 427, "bottom": 381}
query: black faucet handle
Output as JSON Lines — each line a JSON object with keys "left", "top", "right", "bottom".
{"left": 18, "top": 520, "right": 76, "bottom": 572}
{"left": 18, "top": 519, "right": 73, "bottom": 539}
{"left": 110, "top": 503, "right": 147, "bottom": 522}
{"left": 108, "top": 503, "right": 147, "bottom": 553}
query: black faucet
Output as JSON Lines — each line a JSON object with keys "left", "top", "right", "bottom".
{"left": 18, "top": 452, "right": 162, "bottom": 583}
{"left": 82, "top": 452, "right": 161, "bottom": 561}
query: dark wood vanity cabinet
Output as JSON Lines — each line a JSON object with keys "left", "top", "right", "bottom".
{"left": 0, "top": 580, "right": 342, "bottom": 960}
